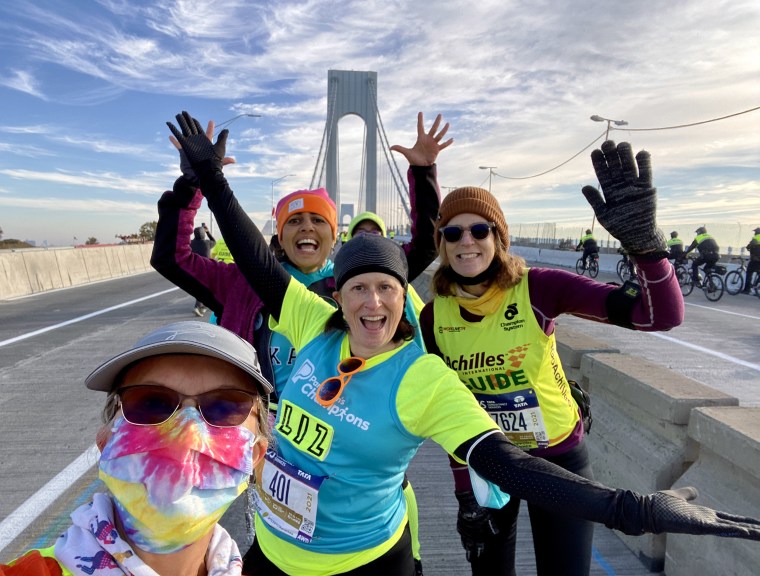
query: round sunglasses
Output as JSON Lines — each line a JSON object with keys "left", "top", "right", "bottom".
{"left": 117, "top": 384, "right": 257, "bottom": 427}
{"left": 441, "top": 222, "right": 496, "bottom": 243}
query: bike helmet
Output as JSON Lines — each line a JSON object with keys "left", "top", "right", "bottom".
{"left": 585, "top": 229, "right": 592, "bottom": 235}
{"left": 670, "top": 231, "right": 678, "bottom": 238}
{"left": 695, "top": 226, "right": 706, "bottom": 235}
{"left": 754, "top": 227, "right": 760, "bottom": 234}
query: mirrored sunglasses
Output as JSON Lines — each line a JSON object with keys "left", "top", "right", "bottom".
{"left": 441, "top": 222, "right": 496, "bottom": 243}
{"left": 315, "top": 356, "right": 366, "bottom": 407}
{"left": 117, "top": 384, "right": 256, "bottom": 427}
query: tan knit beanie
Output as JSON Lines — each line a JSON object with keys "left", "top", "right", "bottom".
{"left": 435, "top": 186, "right": 509, "bottom": 249}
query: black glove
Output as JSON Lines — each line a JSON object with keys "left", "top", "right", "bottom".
{"left": 177, "top": 148, "right": 200, "bottom": 188}
{"left": 642, "top": 487, "right": 760, "bottom": 539}
{"left": 454, "top": 491, "right": 500, "bottom": 562}
{"left": 166, "top": 111, "right": 228, "bottom": 178}
{"left": 582, "top": 140, "right": 667, "bottom": 255}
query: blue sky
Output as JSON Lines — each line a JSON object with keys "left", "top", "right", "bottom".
{"left": 0, "top": 0, "right": 758, "bottom": 248}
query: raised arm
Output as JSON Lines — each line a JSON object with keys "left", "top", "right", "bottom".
{"left": 166, "top": 112, "right": 291, "bottom": 321}
{"left": 456, "top": 432, "right": 760, "bottom": 541}
{"left": 391, "top": 112, "right": 452, "bottom": 281}
{"left": 579, "top": 141, "right": 683, "bottom": 329}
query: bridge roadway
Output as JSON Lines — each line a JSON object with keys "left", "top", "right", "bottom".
{"left": 0, "top": 262, "right": 758, "bottom": 573}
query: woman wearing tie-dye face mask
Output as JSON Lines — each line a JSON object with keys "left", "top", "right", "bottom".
{"left": 0, "top": 321, "right": 271, "bottom": 576}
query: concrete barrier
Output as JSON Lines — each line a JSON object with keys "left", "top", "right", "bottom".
{"left": 555, "top": 328, "right": 760, "bottom": 573}
{"left": 0, "top": 243, "right": 154, "bottom": 300}
{"left": 666, "top": 407, "right": 760, "bottom": 576}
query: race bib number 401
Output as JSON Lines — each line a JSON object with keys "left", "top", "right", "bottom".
{"left": 253, "top": 450, "right": 327, "bottom": 543}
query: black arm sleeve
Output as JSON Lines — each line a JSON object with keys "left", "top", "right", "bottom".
{"left": 455, "top": 432, "right": 658, "bottom": 536}
{"left": 196, "top": 167, "right": 291, "bottom": 320}
{"left": 404, "top": 165, "right": 440, "bottom": 282}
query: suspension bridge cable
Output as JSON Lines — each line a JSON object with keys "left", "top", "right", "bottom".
{"left": 610, "top": 104, "right": 760, "bottom": 132}
{"left": 369, "top": 79, "right": 411, "bottom": 219}
{"left": 492, "top": 130, "right": 607, "bottom": 181}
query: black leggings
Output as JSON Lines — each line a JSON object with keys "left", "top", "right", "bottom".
{"left": 243, "top": 522, "right": 415, "bottom": 576}
{"left": 468, "top": 441, "right": 595, "bottom": 576}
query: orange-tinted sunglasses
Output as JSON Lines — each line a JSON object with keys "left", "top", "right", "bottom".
{"left": 315, "top": 357, "right": 366, "bottom": 407}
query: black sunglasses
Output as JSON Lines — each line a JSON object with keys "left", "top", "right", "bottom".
{"left": 441, "top": 222, "right": 496, "bottom": 243}
{"left": 117, "top": 385, "right": 257, "bottom": 427}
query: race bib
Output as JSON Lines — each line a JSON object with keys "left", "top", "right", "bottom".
{"left": 253, "top": 450, "right": 327, "bottom": 543}
{"left": 476, "top": 388, "right": 548, "bottom": 449}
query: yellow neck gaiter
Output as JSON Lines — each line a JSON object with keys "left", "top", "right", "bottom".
{"left": 454, "top": 284, "right": 506, "bottom": 317}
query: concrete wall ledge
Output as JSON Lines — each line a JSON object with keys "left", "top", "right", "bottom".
{"left": 0, "top": 244, "right": 153, "bottom": 300}
{"left": 667, "top": 407, "right": 760, "bottom": 575}
{"left": 553, "top": 331, "right": 759, "bottom": 572}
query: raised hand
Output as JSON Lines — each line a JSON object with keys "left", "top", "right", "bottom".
{"left": 169, "top": 119, "right": 236, "bottom": 186}
{"left": 390, "top": 112, "right": 453, "bottom": 166}
{"left": 166, "top": 111, "right": 229, "bottom": 175}
{"left": 581, "top": 140, "right": 666, "bottom": 254}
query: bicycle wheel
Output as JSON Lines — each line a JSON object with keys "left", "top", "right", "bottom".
{"left": 616, "top": 259, "right": 626, "bottom": 281}
{"left": 724, "top": 270, "right": 744, "bottom": 295}
{"left": 675, "top": 265, "right": 690, "bottom": 287}
{"left": 575, "top": 258, "right": 585, "bottom": 275}
{"left": 588, "top": 259, "right": 599, "bottom": 278}
{"left": 703, "top": 273, "right": 724, "bottom": 302}
{"left": 680, "top": 275, "right": 694, "bottom": 297}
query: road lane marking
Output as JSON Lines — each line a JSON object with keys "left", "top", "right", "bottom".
{"left": 0, "top": 287, "right": 179, "bottom": 348}
{"left": 650, "top": 332, "right": 760, "bottom": 372}
{"left": 0, "top": 445, "right": 99, "bottom": 553}
{"left": 685, "top": 301, "right": 760, "bottom": 320}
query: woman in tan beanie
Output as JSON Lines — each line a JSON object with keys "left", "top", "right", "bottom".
{"left": 419, "top": 141, "right": 685, "bottom": 576}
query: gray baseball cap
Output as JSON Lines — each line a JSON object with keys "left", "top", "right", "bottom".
{"left": 85, "top": 321, "right": 272, "bottom": 396}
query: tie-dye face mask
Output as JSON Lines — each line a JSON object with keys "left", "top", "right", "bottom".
{"left": 99, "top": 407, "right": 256, "bottom": 554}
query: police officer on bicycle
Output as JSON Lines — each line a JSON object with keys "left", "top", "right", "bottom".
{"left": 667, "top": 231, "right": 685, "bottom": 264}
{"left": 685, "top": 226, "right": 720, "bottom": 285}
{"left": 576, "top": 229, "right": 599, "bottom": 270}
{"left": 742, "top": 226, "right": 760, "bottom": 294}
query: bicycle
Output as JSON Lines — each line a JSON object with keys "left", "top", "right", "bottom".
{"left": 616, "top": 250, "right": 636, "bottom": 282}
{"left": 576, "top": 252, "right": 599, "bottom": 278}
{"left": 680, "top": 260, "right": 725, "bottom": 302}
{"left": 724, "top": 256, "right": 747, "bottom": 295}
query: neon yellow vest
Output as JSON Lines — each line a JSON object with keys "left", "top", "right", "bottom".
{"left": 433, "top": 275, "right": 578, "bottom": 449}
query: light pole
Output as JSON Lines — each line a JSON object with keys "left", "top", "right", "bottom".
{"left": 590, "top": 115, "right": 628, "bottom": 139}
{"left": 271, "top": 175, "right": 294, "bottom": 236}
{"left": 479, "top": 166, "right": 497, "bottom": 193}
{"left": 215, "top": 113, "right": 262, "bottom": 134}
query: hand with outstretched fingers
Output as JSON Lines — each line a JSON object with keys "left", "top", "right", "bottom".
{"left": 169, "top": 120, "right": 236, "bottom": 187}
{"left": 390, "top": 112, "right": 453, "bottom": 167}
{"left": 454, "top": 491, "right": 499, "bottom": 563}
{"left": 643, "top": 487, "right": 760, "bottom": 539}
{"left": 166, "top": 111, "right": 229, "bottom": 178}
{"left": 581, "top": 140, "right": 667, "bottom": 254}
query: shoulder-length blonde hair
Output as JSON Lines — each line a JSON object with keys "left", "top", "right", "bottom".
{"left": 431, "top": 233, "right": 526, "bottom": 296}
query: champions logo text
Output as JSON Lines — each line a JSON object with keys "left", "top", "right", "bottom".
{"left": 291, "top": 359, "right": 371, "bottom": 431}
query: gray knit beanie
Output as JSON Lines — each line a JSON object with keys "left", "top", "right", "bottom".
{"left": 334, "top": 234, "right": 408, "bottom": 290}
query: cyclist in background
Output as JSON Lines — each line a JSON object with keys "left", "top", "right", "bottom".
{"left": 575, "top": 229, "right": 598, "bottom": 270}
{"left": 685, "top": 226, "right": 720, "bottom": 286}
{"left": 667, "top": 231, "right": 685, "bottom": 264}
{"left": 742, "top": 226, "right": 760, "bottom": 294}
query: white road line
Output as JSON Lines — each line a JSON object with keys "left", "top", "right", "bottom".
{"left": 0, "top": 445, "right": 99, "bottom": 552}
{"left": 685, "top": 300, "right": 760, "bottom": 320}
{"left": 0, "top": 287, "right": 179, "bottom": 348}
{"left": 650, "top": 331, "right": 760, "bottom": 372}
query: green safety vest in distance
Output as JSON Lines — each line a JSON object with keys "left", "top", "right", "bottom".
{"left": 667, "top": 238, "right": 684, "bottom": 247}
